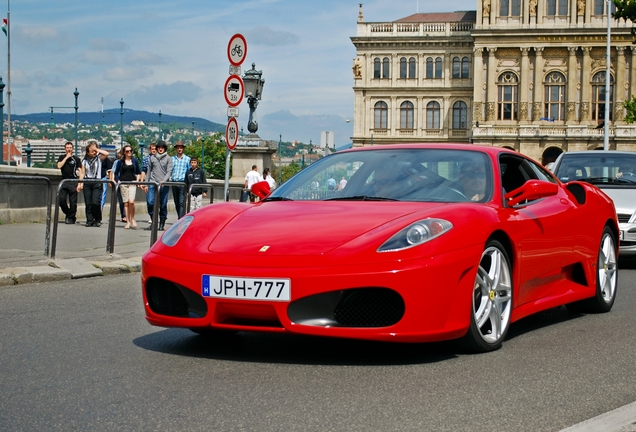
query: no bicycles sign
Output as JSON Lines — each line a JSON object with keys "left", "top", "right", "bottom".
{"left": 227, "top": 34, "right": 247, "bottom": 67}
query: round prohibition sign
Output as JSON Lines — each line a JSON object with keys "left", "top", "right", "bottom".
{"left": 224, "top": 75, "right": 244, "bottom": 108}
{"left": 226, "top": 117, "right": 239, "bottom": 150}
{"left": 227, "top": 34, "right": 247, "bottom": 67}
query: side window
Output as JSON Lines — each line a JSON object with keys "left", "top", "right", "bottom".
{"left": 500, "top": 155, "right": 534, "bottom": 194}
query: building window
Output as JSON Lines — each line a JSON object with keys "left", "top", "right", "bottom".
{"left": 547, "top": 0, "right": 568, "bottom": 16}
{"left": 500, "top": 0, "right": 521, "bottom": 16}
{"left": 374, "top": 58, "right": 381, "bottom": 79}
{"left": 592, "top": 71, "right": 614, "bottom": 122}
{"left": 374, "top": 101, "right": 388, "bottom": 129}
{"left": 497, "top": 72, "right": 519, "bottom": 120}
{"left": 453, "top": 101, "right": 468, "bottom": 129}
{"left": 594, "top": 0, "right": 615, "bottom": 15}
{"left": 544, "top": 71, "right": 566, "bottom": 121}
{"left": 408, "top": 57, "right": 416, "bottom": 78}
{"left": 400, "top": 57, "right": 407, "bottom": 79}
{"left": 400, "top": 101, "right": 414, "bottom": 129}
{"left": 382, "top": 57, "right": 390, "bottom": 79}
{"left": 426, "top": 58, "right": 434, "bottom": 78}
{"left": 426, "top": 101, "right": 441, "bottom": 129}
{"left": 435, "top": 57, "right": 443, "bottom": 78}
{"left": 453, "top": 56, "right": 470, "bottom": 79}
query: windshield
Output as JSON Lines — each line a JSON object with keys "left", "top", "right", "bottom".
{"left": 554, "top": 153, "right": 636, "bottom": 186}
{"left": 267, "top": 148, "right": 493, "bottom": 202}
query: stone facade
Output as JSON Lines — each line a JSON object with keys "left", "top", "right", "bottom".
{"left": 351, "top": 2, "right": 636, "bottom": 161}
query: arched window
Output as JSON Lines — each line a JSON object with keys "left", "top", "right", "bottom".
{"left": 426, "top": 58, "right": 434, "bottom": 78}
{"left": 592, "top": 71, "right": 614, "bottom": 122}
{"left": 453, "top": 101, "right": 468, "bottom": 129}
{"left": 408, "top": 57, "right": 416, "bottom": 78}
{"left": 426, "top": 101, "right": 441, "bottom": 129}
{"left": 374, "top": 58, "right": 381, "bottom": 79}
{"left": 547, "top": 0, "right": 568, "bottom": 16}
{"left": 382, "top": 57, "right": 390, "bottom": 79}
{"left": 400, "top": 57, "right": 407, "bottom": 79}
{"left": 500, "top": 0, "right": 521, "bottom": 16}
{"left": 400, "top": 101, "right": 414, "bottom": 129}
{"left": 461, "top": 57, "right": 470, "bottom": 78}
{"left": 544, "top": 71, "right": 566, "bottom": 121}
{"left": 497, "top": 72, "right": 519, "bottom": 120}
{"left": 374, "top": 101, "right": 388, "bottom": 129}
{"left": 435, "top": 57, "right": 443, "bottom": 78}
{"left": 452, "top": 57, "right": 461, "bottom": 79}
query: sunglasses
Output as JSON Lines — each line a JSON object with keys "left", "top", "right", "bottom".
{"left": 125, "top": 150, "right": 132, "bottom": 153}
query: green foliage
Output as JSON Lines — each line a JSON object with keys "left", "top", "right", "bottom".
{"left": 624, "top": 97, "right": 636, "bottom": 124}
{"left": 182, "top": 133, "right": 230, "bottom": 179}
{"left": 613, "top": 0, "right": 636, "bottom": 23}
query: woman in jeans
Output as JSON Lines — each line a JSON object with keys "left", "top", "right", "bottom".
{"left": 113, "top": 144, "right": 141, "bottom": 229}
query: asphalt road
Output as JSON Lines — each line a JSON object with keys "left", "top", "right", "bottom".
{"left": 1, "top": 265, "right": 636, "bottom": 432}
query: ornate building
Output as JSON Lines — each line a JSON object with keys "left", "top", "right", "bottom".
{"left": 351, "top": 2, "right": 636, "bottom": 161}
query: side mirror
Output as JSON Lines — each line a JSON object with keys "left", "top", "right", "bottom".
{"left": 504, "top": 180, "right": 558, "bottom": 207}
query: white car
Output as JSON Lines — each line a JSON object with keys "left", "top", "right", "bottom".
{"left": 553, "top": 150, "right": 636, "bottom": 255}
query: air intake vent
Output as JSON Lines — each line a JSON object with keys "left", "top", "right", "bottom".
{"left": 146, "top": 278, "right": 208, "bottom": 318}
{"left": 334, "top": 288, "right": 405, "bottom": 327}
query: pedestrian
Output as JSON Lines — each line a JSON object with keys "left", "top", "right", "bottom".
{"left": 99, "top": 149, "right": 113, "bottom": 212}
{"left": 244, "top": 164, "right": 261, "bottom": 202}
{"left": 141, "top": 142, "right": 156, "bottom": 224}
{"left": 339, "top": 176, "right": 348, "bottom": 190}
{"left": 110, "top": 149, "right": 127, "bottom": 223}
{"left": 171, "top": 141, "right": 190, "bottom": 219}
{"left": 113, "top": 144, "right": 141, "bottom": 229}
{"left": 57, "top": 141, "right": 82, "bottom": 224}
{"left": 185, "top": 157, "right": 207, "bottom": 211}
{"left": 262, "top": 167, "right": 276, "bottom": 190}
{"left": 328, "top": 176, "right": 336, "bottom": 190}
{"left": 80, "top": 140, "right": 109, "bottom": 227}
{"left": 144, "top": 140, "right": 173, "bottom": 231}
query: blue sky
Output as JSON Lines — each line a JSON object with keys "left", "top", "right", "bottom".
{"left": 1, "top": 0, "right": 475, "bottom": 145}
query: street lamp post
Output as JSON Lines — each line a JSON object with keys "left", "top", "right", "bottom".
{"left": 120, "top": 98, "right": 124, "bottom": 148}
{"left": 0, "top": 77, "right": 4, "bottom": 165}
{"left": 158, "top": 110, "right": 162, "bottom": 139}
{"left": 242, "top": 63, "right": 265, "bottom": 136}
{"left": 604, "top": 0, "right": 611, "bottom": 151}
{"left": 25, "top": 142, "right": 32, "bottom": 167}
{"left": 278, "top": 134, "right": 282, "bottom": 185}
{"left": 74, "top": 88, "right": 79, "bottom": 156}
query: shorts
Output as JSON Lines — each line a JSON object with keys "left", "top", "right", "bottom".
{"left": 120, "top": 184, "right": 137, "bottom": 202}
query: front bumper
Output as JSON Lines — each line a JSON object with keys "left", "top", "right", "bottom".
{"left": 141, "top": 246, "right": 481, "bottom": 343}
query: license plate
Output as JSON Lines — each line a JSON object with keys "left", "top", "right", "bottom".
{"left": 202, "top": 275, "right": 291, "bottom": 301}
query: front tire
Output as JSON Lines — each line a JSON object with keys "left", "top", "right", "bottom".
{"left": 462, "top": 240, "right": 513, "bottom": 352}
{"left": 567, "top": 227, "right": 617, "bottom": 313}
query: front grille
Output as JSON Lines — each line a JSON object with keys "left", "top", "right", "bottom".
{"left": 333, "top": 288, "right": 405, "bottom": 327}
{"left": 146, "top": 278, "right": 208, "bottom": 318}
{"left": 618, "top": 214, "right": 632, "bottom": 224}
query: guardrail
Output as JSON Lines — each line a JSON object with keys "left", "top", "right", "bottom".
{"left": 0, "top": 175, "right": 53, "bottom": 256}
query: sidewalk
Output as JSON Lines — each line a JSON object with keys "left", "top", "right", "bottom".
{"left": 0, "top": 212, "right": 178, "bottom": 286}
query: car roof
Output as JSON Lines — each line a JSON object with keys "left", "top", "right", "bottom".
{"left": 558, "top": 150, "right": 636, "bottom": 156}
{"left": 339, "top": 143, "right": 517, "bottom": 156}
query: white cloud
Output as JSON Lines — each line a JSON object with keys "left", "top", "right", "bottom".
{"left": 124, "top": 51, "right": 171, "bottom": 66}
{"left": 82, "top": 51, "right": 117, "bottom": 65}
{"left": 103, "top": 66, "right": 153, "bottom": 81}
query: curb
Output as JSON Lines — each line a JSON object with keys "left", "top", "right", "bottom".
{"left": 0, "top": 257, "right": 142, "bottom": 287}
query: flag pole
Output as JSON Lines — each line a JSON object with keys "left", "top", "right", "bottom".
{"left": 7, "top": 0, "right": 11, "bottom": 158}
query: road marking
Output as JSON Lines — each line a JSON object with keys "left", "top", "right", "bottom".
{"left": 560, "top": 400, "right": 636, "bottom": 432}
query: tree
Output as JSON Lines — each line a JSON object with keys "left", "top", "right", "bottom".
{"left": 183, "top": 133, "right": 230, "bottom": 179}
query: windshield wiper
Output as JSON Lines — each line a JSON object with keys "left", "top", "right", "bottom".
{"left": 261, "top": 196, "right": 294, "bottom": 202}
{"left": 325, "top": 195, "right": 398, "bottom": 201}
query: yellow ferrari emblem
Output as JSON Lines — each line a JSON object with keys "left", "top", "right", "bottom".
{"left": 489, "top": 290, "right": 495, "bottom": 301}
{"left": 259, "top": 246, "right": 270, "bottom": 252}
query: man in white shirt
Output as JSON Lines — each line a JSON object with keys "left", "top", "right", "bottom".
{"left": 244, "top": 165, "right": 261, "bottom": 202}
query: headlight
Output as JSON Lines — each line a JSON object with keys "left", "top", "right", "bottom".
{"left": 378, "top": 218, "right": 452, "bottom": 252}
{"left": 161, "top": 215, "right": 194, "bottom": 247}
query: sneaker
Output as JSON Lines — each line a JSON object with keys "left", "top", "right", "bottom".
{"left": 147, "top": 219, "right": 152, "bottom": 224}
{"left": 64, "top": 217, "right": 73, "bottom": 224}
{"left": 94, "top": 221, "right": 102, "bottom": 227}
{"left": 85, "top": 221, "right": 93, "bottom": 227}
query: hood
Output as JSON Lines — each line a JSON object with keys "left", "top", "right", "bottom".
{"left": 207, "top": 201, "right": 446, "bottom": 256}
{"left": 600, "top": 187, "right": 636, "bottom": 216}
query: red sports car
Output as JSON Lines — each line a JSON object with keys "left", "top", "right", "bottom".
{"left": 141, "top": 144, "right": 618, "bottom": 352}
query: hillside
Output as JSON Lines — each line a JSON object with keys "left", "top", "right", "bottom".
{"left": 10, "top": 109, "right": 226, "bottom": 133}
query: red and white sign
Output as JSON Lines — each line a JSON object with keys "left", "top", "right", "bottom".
{"left": 227, "top": 34, "right": 247, "bottom": 67}
{"left": 224, "top": 75, "right": 244, "bottom": 108}
{"left": 226, "top": 117, "right": 239, "bottom": 150}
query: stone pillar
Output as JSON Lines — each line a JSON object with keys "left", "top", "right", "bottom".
{"left": 615, "top": 46, "right": 626, "bottom": 123}
{"left": 581, "top": 47, "right": 592, "bottom": 124}
{"left": 537, "top": 0, "right": 544, "bottom": 25}
{"left": 486, "top": 47, "right": 498, "bottom": 122}
{"left": 473, "top": 47, "right": 484, "bottom": 124}
{"left": 230, "top": 146, "right": 277, "bottom": 184}
{"left": 567, "top": 46, "right": 579, "bottom": 123}
{"left": 519, "top": 48, "right": 531, "bottom": 122}
{"left": 631, "top": 47, "right": 636, "bottom": 101}
{"left": 533, "top": 47, "right": 544, "bottom": 123}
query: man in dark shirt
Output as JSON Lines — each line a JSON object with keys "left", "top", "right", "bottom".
{"left": 56, "top": 141, "right": 82, "bottom": 224}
